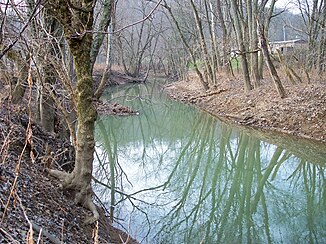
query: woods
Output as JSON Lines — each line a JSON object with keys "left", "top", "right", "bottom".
{"left": 0, "top": 0, "right": 325, "bottom": 242}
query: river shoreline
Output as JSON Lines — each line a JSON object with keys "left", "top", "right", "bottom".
{"left": 163, "top": 77, "right": 326, "bottom": 144}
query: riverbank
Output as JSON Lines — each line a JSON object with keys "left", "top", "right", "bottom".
{"left": 164, "top": 74, "right": 326, "bottom": 143}
{"left": 1, "top": 71, "right": 325, "bottom": 243}
{"left": 0, "top": 103, "right": 138, "bottom": 243}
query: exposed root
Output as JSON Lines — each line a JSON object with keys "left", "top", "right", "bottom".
{"left": 82, "top": 197, "right": 100, "bottom": 225}
{"left": 48, "top": 169, "right": 69, "bottom": 181}
{"left": 49, "top": 170, "right": 99, "bottom": 225}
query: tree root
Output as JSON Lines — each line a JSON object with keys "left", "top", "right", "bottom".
{"left": 82, "top": 197, "right": 99, "bottom": 225}
{"left": 48, "top": 169, "right": 99, "bottom": 225}
{"left": 48, "top": 169, "right": 69, "bottom": 182}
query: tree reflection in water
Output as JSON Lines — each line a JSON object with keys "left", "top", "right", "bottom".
{"left": 93, "top": 82, "right": 326, "bottom": 243}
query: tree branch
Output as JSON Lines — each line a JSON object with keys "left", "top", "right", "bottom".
{"left": 0, "top": 0, "right": 42, "bottom": 59}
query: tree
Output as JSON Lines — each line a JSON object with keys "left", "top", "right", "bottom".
{"left": 114, "top": 0, "right": 162, "bottom": 78}
{"left": 190, "top": 0, "right": 215, "bottom": 85}
{"left": 162, "top": 0, "right": 209, "bottom": 90}
{"left": 230, "top": 0, "right": 252, "bottom": 91}
{"left": 258, "top": 21, "right": 287, "bottom": 98}
{"left": 297, "top": 0, "right": 325, "bottom": 72}
{"left": 45, "top": 0, "right": 99, "bottom": 224}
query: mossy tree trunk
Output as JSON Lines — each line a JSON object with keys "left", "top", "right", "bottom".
{"left": 90, "top": 0, "right": 113, "bottom": 70}
{"left": 39, "top": 11, "right": 59, "bottom": 133}
{"left": 46, "top": 0, "right": 99, "bottom": 223}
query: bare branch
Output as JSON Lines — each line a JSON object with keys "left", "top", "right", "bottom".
{"left": 0, "top": 0, "right": 43, "bottom": 59}
{"left": 113, "top": 0, "right": 163, "bottom": 34}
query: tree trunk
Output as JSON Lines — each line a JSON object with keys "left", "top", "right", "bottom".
{"left": 230, "top": 0, "right": 251, "bottom": 91}
{"left": 46, "top": 0, "right": 99, "bottom": 224}
{"left": 216, "top": 0, "right": 230, "bottom": 73}
{"left": 11, "top": 53, "right": 29, "bottom": 104}
{"left": 249, "top": 0, "right": 260, "bottom": 88}
{"left": 258, "top": 22, "right": 286, "bottom": 99}
{"left": 39, "top": 12, "right": 59, "bottom": 133}
{"left": 190, "top": 0, "right": 214, "bottom": 85}
{"left": 90, "top": 0, "right": 113, "bottom": 69}
{"left": 163, "top": 2, "right": 209, "bottom": 90}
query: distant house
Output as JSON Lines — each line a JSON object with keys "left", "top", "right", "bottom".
{"left": 270, "top": 39, "right": 307, "bottom": 54}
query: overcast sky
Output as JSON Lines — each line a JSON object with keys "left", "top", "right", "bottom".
{"left": 275, "top": 0, "right": 305, "bottom": 14}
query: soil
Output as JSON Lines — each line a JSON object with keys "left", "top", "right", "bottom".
{"left": 164, "top": 73, "right": 326, "bottom": 144}
{"left": 0, "top": 102, "right": 138, "bottom": 243}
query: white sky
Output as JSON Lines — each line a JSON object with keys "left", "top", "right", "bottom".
{"left": 274, "top": 0, "right": 305, "bottom": 14}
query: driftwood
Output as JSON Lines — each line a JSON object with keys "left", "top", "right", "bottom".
{"left": 194, "top": 89, "right": 228, "bottom": 99}
{"left": 109, "top": 70, "right": 149, "bottom": 85}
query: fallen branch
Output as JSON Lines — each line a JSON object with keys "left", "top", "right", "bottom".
{"left": 194, "top": 89, "right": 228, "bottom": 99}
{"left": 0, "top": 227, "right": 20, "bottom": 244}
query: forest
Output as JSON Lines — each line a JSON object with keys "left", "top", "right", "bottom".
{"left": 0, "top": 0, "right": 325, "bottom": 243}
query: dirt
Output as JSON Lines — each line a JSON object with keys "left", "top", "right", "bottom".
{"left": 0, "top": 103, "right": 138, "bottom": 243}
{"left": 164, "top": 74, "right": 326, "bottom": 144}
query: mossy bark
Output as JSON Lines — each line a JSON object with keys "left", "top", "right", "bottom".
{"left": 46, "top": 0, "right": 99, "bottom": 223}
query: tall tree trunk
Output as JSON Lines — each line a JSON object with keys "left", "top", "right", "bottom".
{"left": 230, "top": 0, "right": 251, "bottom": 91}
{"left": 249, "top": 0, "right": 260, "bottom": 88}
{"left": 163, "top": 1, "right": 209, "bottom": 90}
{"left": 90, "top": 0, "right": 113, "bottom": 69}
{"left": 317, "top": 5, "right": 326, "bottom": 73}
{"left": 258, "top": 22, "right": 286, "bottom": 99}
{"left": 216, "top": 0, "right": 231, "bottom": 73}
{"left": 260, "top": 0, "right": 277, "bottom": 80}
{"left": 46, "top": 0, "right": 99, "bottom": 224}
{"left": 204, "top": 0, "right": 219, "bottom": 83}
{"left": 40, "top": 65, "right": 56, "bottom": 133}
{"left": 190, "top": 0, "right": 215, "bottom": 85}
{"left": 95, "top": 0, "right": 115, "bottom": 98}
{"left": 40, "top": 11, "right": 59, "bottom": 133}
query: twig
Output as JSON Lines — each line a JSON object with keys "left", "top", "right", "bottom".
{"left": 0, "top": 0, "right": 43, "bottom": 59}
{"left": 0, "top": 227, "right": 20, "bottom": 244}
{"left": 119, "top": 233, "right": 131, "bottom": 244}
{"left": 16, "top": 195, "right": 33, "bottom": 243}
{"left": 0, "top": 126, "right": 13, "bottom": 163}
{"left": 89, "top": 0, "right": 163, "bottom": 34}
{"left": 92, "top": 221, "right": 99, "bottom": 244}
{"left": 31, "top": 222, "right": 63, "bottom": 244}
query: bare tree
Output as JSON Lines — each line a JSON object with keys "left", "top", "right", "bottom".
{"left": 297, "top": 0, "right": 326, "bottom": 72}
{"left": 190, "top": 0, "right": 215, "bottom": 85}
{"left": 115, "top": 0, "right": 160, "bottom": 78}
{"left": 258, "top": 21, "right": 287, "bottom": 98}
{"left": 230, "top": 0, "right": 252, "bottom": 91}
{"left": 162, "top": 0, "right": 209, "bottom": 89}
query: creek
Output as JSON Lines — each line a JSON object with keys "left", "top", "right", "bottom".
{"left": 94, "top": 81, "right": 326, "bottom": 243}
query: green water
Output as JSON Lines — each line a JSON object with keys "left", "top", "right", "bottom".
{"left": 94, "top": 81, "right": 326, "bottom": 243}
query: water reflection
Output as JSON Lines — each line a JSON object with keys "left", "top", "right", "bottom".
{"left": 94, "top": 82, "right": 326, "bottom": 243}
